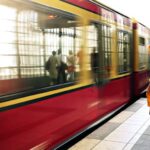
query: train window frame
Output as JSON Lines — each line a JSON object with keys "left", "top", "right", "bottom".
{"left": 139, "top": 37, "right": 145, "bottom": 46}
{"left": 138, "top": 36, "right": 147, "bottom": 69}
{"left": 101, "top": 24, "right": 112, "bottom": 76}
{"left": 0, "top": 2, "right": 84, "bottom": 97}
{"left": 86, "top": 23, "right": 99, "bottom": 71}
{"left": 84, "top": 21, "right": 112, "bottom": 83}
{"left": 117, "top": 30, "right": 131, "bottom": 74}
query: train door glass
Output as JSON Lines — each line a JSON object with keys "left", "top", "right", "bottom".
{"left": 0, "top": 5, "right": 18, "bottom": 79}
{"left": 117, "top": 31, "right": 130, "bottom": 74}
{"left": 86, "top": 23, "right": 99, "bottom": 83}
{"left": 86, "top": 23, "right": 112, "bottom": 84}
{"left": 87, "top": 24, "right": 98, "bottom": 69}
{"left": 138, "top": 36, "right": 147, "bottom": 69}
{"left": 61, "top": 25, "right": 83, "bottom": 81}
{"left": 101, "top": 24, "right": 112, "bottom": 77}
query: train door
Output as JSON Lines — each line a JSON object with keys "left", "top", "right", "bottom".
{"left": 84, "top": 21, "right": 117, "bottom": 120}
{"left": 86, "top": 23, "right": 110, "bottom": 86}
{"left": 97, "top": 23, "right": 110, "bottom": 86}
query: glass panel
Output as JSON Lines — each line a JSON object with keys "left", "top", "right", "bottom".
{"left": 0, "top": 5, "right": 17, "bottom": 79}
{"left": 138, "top": 36, "right": 147, "bottom": 69}
{"left": 101, "top": 25, "right": 112, "bottom": 75}
{"left": 117, "top": 31, "right": 130, "bottom": 73}
{"left": 61, "top": 27, "right": 75, "bottom": 82}
{"left": 0, "top": 2, "right": 79, "bottom": 96}
{"left": 18, "top": 10, "right": 44, "bottom": 78}
{"left": 87, "top": 24, "right": 98, "bottom": 72}
{"left": 139, "top": 37, "right": 145, "bottom": 45}
{"left": 0, "top": 56, "right": 17, "bottom": 67}
{"left": 75, "top": 26, "right": 83, "bottom": 73}
{"left": 0, "top": 68, "right": 18, "bottom": 79}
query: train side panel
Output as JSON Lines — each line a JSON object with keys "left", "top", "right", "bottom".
{"left": 0, "top": 76, "right": 131, "bottom": 149}
{"left": 133, "top": 22, "right": 150, "bottom": 96}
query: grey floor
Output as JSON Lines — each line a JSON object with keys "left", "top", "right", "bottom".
{"left": 69, "top": 98, "right": 150, "bottom": 150}
{"left": 132, "top": 125, "right": 150, "bottom": 150}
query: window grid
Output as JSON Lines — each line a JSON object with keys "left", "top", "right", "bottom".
{"left": 102, "top": 25, "right": 112, "bottom": 73}
{"left": 138, "top": 37, "right": 147, "bottom": 69}
{"left": 0, "top": 5, "right": 17, "bottom": 79}
{"left": 75, "top": 26, "right": 83, "bottom": 72}
{"left": 0, "top": 5, "right": 79, "bottom": 80}
{"left": 45, "top": 28, "right": 60, "bottom": 71}
{"left": 117, "top": 31, "right": 130, "bottom": 74}
{"left": 18, "top": 10, "right": 44, "bottom": 78}
{"left": 61, "top": 27, "right": 75, "bottom": 62}
{"left": 87, "top": 25, "right": 98, "bottom": 70}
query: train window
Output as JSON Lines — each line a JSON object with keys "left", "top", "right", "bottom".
{"left": 0, "top": 3, "right": 81, "bottom": 96}
{"left": 138, "top": 37, "right": 147, "bottom": 69}
{"left": 75, "top": 26, "right": 84, "bottom": 73}
{"left": 117, "top": 31, "right": 130, "bottom": 74}
{"left": 139, "top": 37, "right": 145, "bottom": 46}
{"left": 18, "top": 10, "right": 44, "bottom": 78}
{"left": 87, "top": 24, "right": 98, "bottom": 71}
{"left": 101, "top": 25, "right": 112, "bottom": 75}
{"left": 0, "top": 5, "right": 17, "bottom": 80}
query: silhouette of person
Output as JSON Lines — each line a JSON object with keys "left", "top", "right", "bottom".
{"left": 57, "top": 49, "right": 67, "bottom": 84}
{"left": 48, "top": 51, "right": 58, "bottom": 85}
{"left": 90, "top": 47, "right": 99, "bottom": 82}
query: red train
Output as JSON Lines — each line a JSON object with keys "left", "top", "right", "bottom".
{"left": 0, "top": 0, "right": 150, "bottom": 149}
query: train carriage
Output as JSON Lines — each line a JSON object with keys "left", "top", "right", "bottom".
{"left": 133, "top": 21, "right": 150, "bottom": 95}
{"left": 0, "top": 0, "right": 150, "bottom": 149}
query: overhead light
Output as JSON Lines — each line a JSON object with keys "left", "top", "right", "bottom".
{"left": 48, "top": 15, "right": 57, "bottom": 20}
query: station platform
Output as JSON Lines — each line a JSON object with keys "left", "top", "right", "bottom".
{"left": 69, "top": 98, "right": 150, "bottom": 150}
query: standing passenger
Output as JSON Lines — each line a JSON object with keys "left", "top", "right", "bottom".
{"left": 91, "top": 47, "right": 99, "bottom": 82}
{"left": 49, "top": 51, "right": 58, "bottom": 85}
{"left": 57, "top": 49, "right": 67, "bottom": 84}
{"left": 91, "top": 47, "right": 98, "bottom": 73}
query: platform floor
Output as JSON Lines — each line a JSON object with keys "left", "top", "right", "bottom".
{"left": 69, "top": 98, "right": 150, "bottom": 150}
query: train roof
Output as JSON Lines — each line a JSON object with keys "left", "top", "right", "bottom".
{"left": 91, "top": 0, "right": 150, "bottom": 29}
{"left": 90, "top": 0, "right": 130, "bottom": 19}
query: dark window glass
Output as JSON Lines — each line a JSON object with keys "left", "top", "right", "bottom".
{"left": 139, "top": 37, "right": 145, "bottom": 46}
